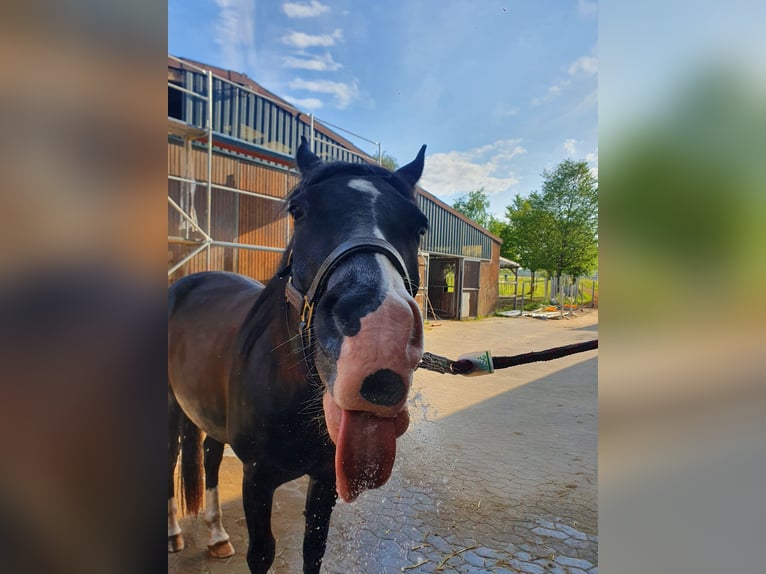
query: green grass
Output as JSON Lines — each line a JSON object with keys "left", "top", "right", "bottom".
{"left": 498, "top": 276, "right": 598, "bottom": 307}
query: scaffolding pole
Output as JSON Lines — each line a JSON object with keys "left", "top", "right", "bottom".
{"left": 168, "top": 241, "right": 211, "bottom": 277}
{"left": 309, "top": 114, "right": 315, "bottom": 152}
{"left": 168, "top": 56, "right": 385, "bottom": 278}
{"left": 206, "top": 69, "right": 213, "bottom": 270}
{"left": 168, "top": 196, "right": 212, "bottom": 241}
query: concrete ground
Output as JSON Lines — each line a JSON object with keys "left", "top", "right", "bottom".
{"left": 169, "top": 310, "right": 598, "bottom": 574}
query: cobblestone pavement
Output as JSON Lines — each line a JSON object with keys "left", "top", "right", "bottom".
{"left": 169, "top": 310, "right": 598, "bottom": 573}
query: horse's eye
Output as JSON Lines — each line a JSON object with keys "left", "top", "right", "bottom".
{"left": 418, "top": 226, "right": 427, "bottom": 236}
{"left": 289, "top": 204, "right": 305, "bottom": 222}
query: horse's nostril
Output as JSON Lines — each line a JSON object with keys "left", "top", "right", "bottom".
{"left": 359, "top": 369, "right": 407, "bottom": 406}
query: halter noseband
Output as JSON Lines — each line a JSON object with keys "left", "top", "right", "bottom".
{"left": 282, "top": 237, "right": 416, "bottom": 336}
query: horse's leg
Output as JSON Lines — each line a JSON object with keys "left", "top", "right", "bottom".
{"left": 302, "top": 475, "right": 338, "bottom": 574}
{"left": 203, "top": 436, "right": 235, "bottom": 558}
{"left": 242, "top": 463, "right": 277, "bottom": 574}
{"left": 167, "top": 396, "right": 184, "bottom": 553}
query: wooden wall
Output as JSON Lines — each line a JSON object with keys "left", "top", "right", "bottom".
{"left": 168, "top": 139, "right": 298, "bottom": 284}
{"left": 415, "top": 253, "right": 428, "bottom": 318}
{"left": 477, "top": 241, "right": 501, "bottom": 317}
{"left": 168, "top": 138, "right": 501, "bottom": 318}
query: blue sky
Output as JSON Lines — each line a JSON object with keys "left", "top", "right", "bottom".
{"left": 169, "top": 0, "right": 597, "bottom": 217}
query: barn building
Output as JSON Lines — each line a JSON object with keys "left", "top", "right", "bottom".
{"left": 167, "top": 56, "right": 500, "bottom": 319}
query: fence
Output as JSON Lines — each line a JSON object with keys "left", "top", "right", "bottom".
{"left": 498, "top": 275, "right": 598, "bottom": 310}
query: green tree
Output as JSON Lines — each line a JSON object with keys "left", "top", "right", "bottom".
{"left": 536, "top": 159, "right": 598, "bottom": 279}
{"left": 453, "top": 187, "right": 493, "bottom": 228}
{"left": 504, "top": 195, "right": 550, "bottom": 294}
{"left": 379, "top": 151, "right": 399, "bottom": 171}
{"left": 501, "top": 160, "right": 597, "bottom": 295}
{"left": 453, "top": 187, "right": 522, "bottom": 269}
{"left": 487, "top": 217, "right": 510, "bottom": 244}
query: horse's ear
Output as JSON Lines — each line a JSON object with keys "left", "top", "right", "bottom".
{"left": 395, "top": 145, "right": 427, "bottom": 187}
{"left": 296, "top": 136, "right": 322, "bottom": 174}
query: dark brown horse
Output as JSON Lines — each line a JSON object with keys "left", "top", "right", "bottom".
{"left": 168, "top": 140, "right": 428, "bottom": 573}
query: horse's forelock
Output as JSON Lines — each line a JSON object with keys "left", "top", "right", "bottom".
{"left": 289, "top": 162, "right": 417, "bottom": 204}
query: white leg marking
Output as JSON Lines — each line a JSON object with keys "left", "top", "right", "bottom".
{"left": 168, "top": 497, "right": 182, "bottom": 537}
{"left": 204, "top": 487, "right": 230, "bottom": 546}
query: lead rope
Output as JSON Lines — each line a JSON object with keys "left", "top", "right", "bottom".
{"left": 417, "top": 339, "right": 598, "bottom": 376}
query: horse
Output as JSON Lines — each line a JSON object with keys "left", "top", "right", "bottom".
{"left": 167, "top": 139, "right": 429, "bottom": 574}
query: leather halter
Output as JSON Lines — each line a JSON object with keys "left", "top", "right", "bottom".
{"left": 282, "top": 237, "right": 416, "bottom": 337}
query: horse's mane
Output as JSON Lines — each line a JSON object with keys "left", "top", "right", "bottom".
{"left": 286, "top": 161, "right": 417, "bottom": 204}
{"left": 234, "top": 238, "right": 294, "bottom": 361}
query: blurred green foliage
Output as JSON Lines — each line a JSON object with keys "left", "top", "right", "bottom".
{"left": 604, "top": 66, "right": 766, "bottom": 325}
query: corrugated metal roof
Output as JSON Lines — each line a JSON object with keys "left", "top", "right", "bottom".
{"left": 499, "top": 257, "right": 520, "bottom": 268}
{"left": 415, "top": 185, "right": 502, "bottom": 244}
{"left": 168, "top": 56, "right": 374, "bottom": 162}
{"left": 168, "top": 55, "right": 500, "bottom": 248}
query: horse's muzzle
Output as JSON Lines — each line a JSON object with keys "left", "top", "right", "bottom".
{"left": 360, "top": 369, "right": 408, "bottom": 406}
{"left": 330, "top": 290, "right": 423, "bottom": 415}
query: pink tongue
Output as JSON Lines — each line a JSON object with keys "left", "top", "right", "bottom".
{"left": 335, "top": 410, "right": 397, "bottom": 503}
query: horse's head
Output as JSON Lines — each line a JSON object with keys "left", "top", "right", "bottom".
{"left": 286, "top": 139, "right": 428, "bottom": 502}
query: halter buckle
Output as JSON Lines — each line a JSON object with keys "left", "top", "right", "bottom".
{"left": 300, "top": 296, "right": 315, "bottom": 331}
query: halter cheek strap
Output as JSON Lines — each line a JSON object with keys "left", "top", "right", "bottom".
{"left": 279, "top": 237, "right": 415, "bottom": 386}
{"left": 283, "top": 237, "right": 415, "bottom": 334}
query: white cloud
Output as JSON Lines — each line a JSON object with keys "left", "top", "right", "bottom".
{"left": 282, "top": 0, "right": 330, "bottom": 18}
{"left": 563, "top": 138, "right": 578, "bottom": 156}
{"left": 283, "top": 52, "right": 342, "bottom": 71}
{"left": 419, "top": 139, "right": 526, "bottom": 199}
{"left": 288, "top": 77, "right": 359, "bottom": 108}
{"left": 568, "top": 55, "right": 598, "bottom": 76}
{"left": 551, "top": 79, "right": 572, "bottom": 94}
{"left": 494, "top": 103, "right": 519, "bottom": 117}
{"left": 575, "top": 88, "right": 598, "bottom": 113}
{"left": 531, "top": 54, "right": 597, "bottom": 106}
{"left": 214, "top": 0, "right": 256, "bottom": 71}
{"left": 284, "top": 96, "right": 324, "bottom": 110}
{"left": 532, "top": 78, "right": 571, "bottom": 105}
{"left": 586, "top": 148, "right": 599, "bottom": 178}
{"left": 281, "top": 28, "right": 342, "bottom": 48}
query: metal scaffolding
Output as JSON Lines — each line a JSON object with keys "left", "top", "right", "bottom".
{"left": 167, "top": 57, "right": 212, "bottom": 276}
{"left": 167, "top": 56, "right": 385, "bottom": 280}
{"left": 166, "top": 55, "right": 498, "bottom": 319}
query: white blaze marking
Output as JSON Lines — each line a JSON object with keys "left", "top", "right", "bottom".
{"left": 348, "top": 177, "right": 416, "bottom": 311}
{"left": 168, "top": 497, "right": 182, "bottom": 537}
{"left": 347, "top": 178, "right": 381, "bottom": 198}
{"left": 347, "top": 178, "right": 384, "bottom": 239}
{"left": 204, "top": 487, "right": 230, "bottom": 546}
{"left": 375, "top": 253, "right": 405, "bottom": 294}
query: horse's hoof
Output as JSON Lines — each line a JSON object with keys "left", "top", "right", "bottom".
{"left": 168, "top": 533, "right": 185, "bottom": 553}
{"left": 208, "top": 540, "right": 235, "bottom": 559}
